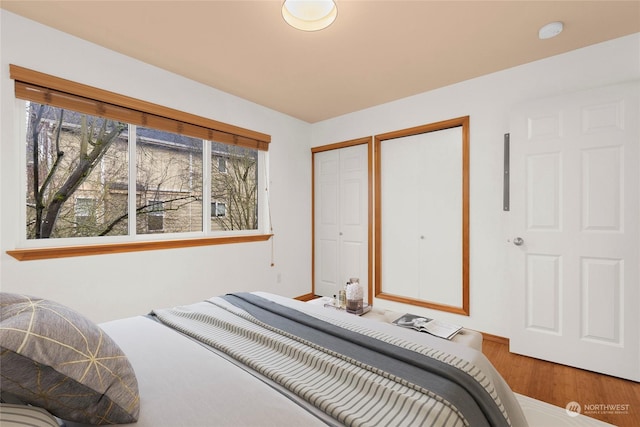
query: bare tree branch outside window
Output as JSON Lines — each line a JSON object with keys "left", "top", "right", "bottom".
{"left": 211, "top": 144, "right": 258, "bottom": 231}
{"left": 25, "top": 102, "right": 259, "bottom": 239}
{"left": 26, "top": 103, "right": 127, "bottom": 238}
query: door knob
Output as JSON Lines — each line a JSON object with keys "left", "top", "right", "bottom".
{"left": 513, "top": 237, "right": 524, "bottom": 246}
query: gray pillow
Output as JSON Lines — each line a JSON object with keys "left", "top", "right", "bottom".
{"left": 0, "top": 293, "right": 139, "bottom": 424}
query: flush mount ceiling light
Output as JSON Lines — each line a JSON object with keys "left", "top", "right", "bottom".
{"left": 282, "top": 0, "right": 337, "bottom": 32}
{"left": 538, "top": 21, "right": 564, "bottom": 40}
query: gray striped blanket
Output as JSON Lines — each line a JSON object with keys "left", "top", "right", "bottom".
{"left": 152, "top": 293, "right": 512, "bottom": 427}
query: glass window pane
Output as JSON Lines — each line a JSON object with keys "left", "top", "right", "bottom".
{"left": 147, "top": 200, "right": 165, "bottom": 232}
{"left": 210, "top": 201, "right": 226, "bottom": 217}
{"left": 210, "top": 142, "right": 258, "bottom": 231}
{"left": 136, "top": 128, "right": 203, "bottom": 235}
{"left": 25, "top": 102, "right": 128, "bottom": 239}
{"left": 217, "top": 202, "right": 227, "bottom": 217}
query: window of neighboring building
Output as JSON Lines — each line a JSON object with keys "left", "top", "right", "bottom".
{"left": 11, "top": 64, "right": 271, "bottom": 256}
{"left": 136, "top": 128, "right": 203, "bottom": 235}
{"left": 146, "top": 200, "right": 165, "bottom": 232}
{"left": 211, "top": 201, "right": 226, "bottom": 218}
{"left": 74, "top": 197, "right": 96, "bottom": 235}
{"left": 75, "top": 198, "right": 94, "bottom": 222}
{"left": 218, "top": 157, "right": 227, "bottom": 173}
{"left": 211, "top": 143, "right": 258, "bottom": 232}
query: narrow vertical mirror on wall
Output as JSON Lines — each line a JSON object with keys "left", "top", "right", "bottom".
{"left": 375, "top": 116, "right": 469, "bottom": 315}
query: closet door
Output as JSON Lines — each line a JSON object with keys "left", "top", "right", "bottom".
{"left": 313, "top": 143, "right": 369, "bottom": 301}
{"left": 380, "top": 127, "right": 463, "bottom": 307}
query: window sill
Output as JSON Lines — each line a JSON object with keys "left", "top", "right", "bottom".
{"left": 6, "top": 234, "right": 273, "bottom": 261}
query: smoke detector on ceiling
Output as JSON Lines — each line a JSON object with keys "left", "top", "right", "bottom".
{"left": 539, "top": 21, "right": 564, "bottom": 40}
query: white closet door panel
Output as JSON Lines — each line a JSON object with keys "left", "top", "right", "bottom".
{"left": 317, "top": 239, "right": 338, "bottom": 288}
{"left": 380, "top": 127, "right": 462, "bottom": 307}
{"left": 314, "top": 144, "right": 369, "bottom": 300}
{"left": 339, "top": 145, "right": 369, "bottom": 300}
{"left": 314, "top": 150, "right": 340, "bottom": 296}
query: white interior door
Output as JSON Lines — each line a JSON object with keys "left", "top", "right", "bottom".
{"left": 509, "top": 81, "right": 639, "bottom": 381}
{"left": 314, "top": 144, "right": 369, "bottom": 300}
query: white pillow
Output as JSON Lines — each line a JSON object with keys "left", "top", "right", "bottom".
{"left": 0, "top": 403, "right": 60, "bottom": 427}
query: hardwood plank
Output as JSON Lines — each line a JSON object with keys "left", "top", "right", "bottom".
{"left": 483, "top": 340, "right": 640, "bottom": 427}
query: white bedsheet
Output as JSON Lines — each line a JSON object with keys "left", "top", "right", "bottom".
{"left": 516, "top": 394, "right": 616, "bottom": 427}
{"left": 66, "top": 315, "right": 328, "bottom": 427}
{"left": 64, "top": 292, "right": 613, "bottom": 427}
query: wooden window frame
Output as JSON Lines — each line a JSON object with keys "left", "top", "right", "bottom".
{"left": 10, "top": 65, "right": 270, "bottom": 150}
{"left": 8, "top": 65, "right": 272, "bottom": 261}
{"left": 6, "top": 235, "right": 273, "bottom": 261}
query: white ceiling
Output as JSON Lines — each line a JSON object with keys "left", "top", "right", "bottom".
{"left": 2, "top": 1, "right": 639, "bottom": 123}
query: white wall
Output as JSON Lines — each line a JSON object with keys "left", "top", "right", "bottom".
{"left": 0, "top": 11, "right": 313, "bottom": 323}
{"left": 2, "top": 10, "right": 638, "bottom": 337}
{"left": 310, "top": 33, "right": 640, "bottom": 337}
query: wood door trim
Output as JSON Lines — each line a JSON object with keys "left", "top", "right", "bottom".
{"left": 311, "top": 137, "right": 373, "bottom": 305}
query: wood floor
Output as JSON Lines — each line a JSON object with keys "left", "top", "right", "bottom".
{"left": 482, "top": 339, "right": 640, "bottom": 427}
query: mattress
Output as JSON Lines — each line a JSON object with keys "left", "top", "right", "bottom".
{"left": 516, "top": 394, "right": 616, "bottom": 427}
{"left": 60, "top": 292, "right": 526, "bottom": 426}
{"left": 65, "top": 313, "right": 328, "bottom": 427}
{"left": 308, "top": 296, "right": 483, "bottom": 351}
{"left": 60, "top": 292, "right": 614, "bottom": 427}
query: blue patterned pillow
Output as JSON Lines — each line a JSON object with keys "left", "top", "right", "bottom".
{"left": 0, "top": 293, "right": 139, "bottom": 424}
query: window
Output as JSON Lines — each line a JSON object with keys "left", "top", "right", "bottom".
{"left": 75, "top": 198, "right": 94, "bottom": 222}
{"left": 11, "top": 64, "right": 271, "bottom": 258}
{"left": 74, "top": 197, "right": 96, "bottom": 235}
{"left": 218, "top": 157, "right": 227, "bottom": 173}
{"left": 211, "top": 144, "right": 258, "bottom": 232}
{"left": 211, "top": 202, "right": 226, "bottom": 218}
{"left": 136, "top": 128, "right": 203, "bottom": 235}
{"left": 146, "top": 200, "right": 165, "bottom": 232}
{"left": 26, "top": 105, "right": 129, "bottom": 239}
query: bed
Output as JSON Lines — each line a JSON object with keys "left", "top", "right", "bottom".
{"left": 0, "top": 292, "right": 614, "bottom": 427}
